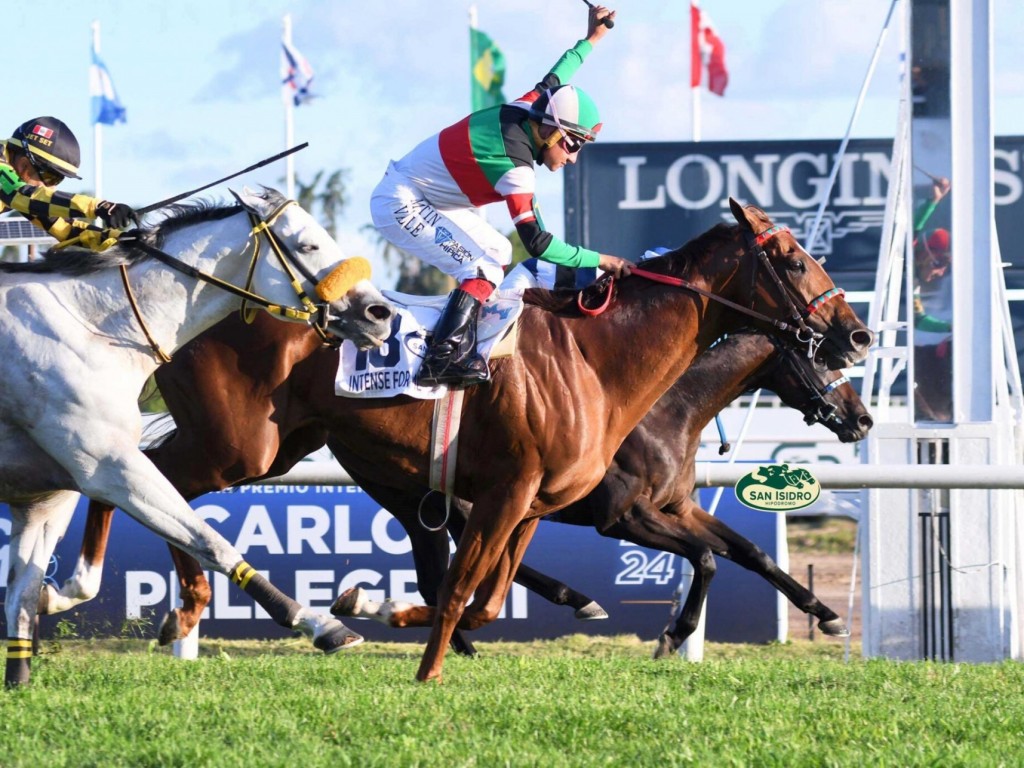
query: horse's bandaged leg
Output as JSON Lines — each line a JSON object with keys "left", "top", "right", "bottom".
{"left": 229, "top": 561, "right": 300, "bottom": 628}
{"left": 4, "top": 639, "right": 32, "bottom": 688}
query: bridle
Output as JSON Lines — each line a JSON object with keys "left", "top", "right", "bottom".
{"left": 578, "top": 224, "right": 846, "bottom": 360}
{"left": 771, "top": 335, "right": 850, "bottom": 427}
{"left": 121, "top": 198, "right": 342, "bottom": 362}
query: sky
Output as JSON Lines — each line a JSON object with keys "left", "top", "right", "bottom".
{"left": 4, "top": 0, "right": 1023, "bottom": 287}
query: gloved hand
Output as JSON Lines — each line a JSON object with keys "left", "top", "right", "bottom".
{"left": 96, "top": 200, "right": 139, "bottom": 230}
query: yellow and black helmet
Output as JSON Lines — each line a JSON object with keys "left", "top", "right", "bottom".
{"left": 10, "top": 116, "right": 82, "bottom": 180}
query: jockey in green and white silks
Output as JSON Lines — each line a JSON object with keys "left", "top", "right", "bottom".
{"left": 371, "top": 4, "right": 631, "bottom": 388}
{"left": 0, "top": 116, "right": 137, "bottom": 252}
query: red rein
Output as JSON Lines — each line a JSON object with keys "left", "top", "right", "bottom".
{"left": 575, "top": 222, "right": 845, "bottom": 320}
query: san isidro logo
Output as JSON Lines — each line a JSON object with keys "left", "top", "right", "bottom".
{"left": 734, "top": 463, "right": 821, "bottom": 512}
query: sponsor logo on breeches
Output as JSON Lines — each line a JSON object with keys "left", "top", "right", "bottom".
{"left": 393, "top": 197, "right": 442, "bottom": 238}
{"left": 392, "top": 197, "right": 474, "bottom": 265}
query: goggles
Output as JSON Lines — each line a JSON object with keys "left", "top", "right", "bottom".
{"left": 20, "top": 139, "right": 64, "bottom": 186}
{"left": 560, "top": 132, "right": 587, "bottom": 154}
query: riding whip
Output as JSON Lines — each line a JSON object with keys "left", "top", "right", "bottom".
{"left": 579, "top": 0, "right": 614, "bottom": 28}
{"left": 136, "top": 143, "right": 309, "bottom": 215}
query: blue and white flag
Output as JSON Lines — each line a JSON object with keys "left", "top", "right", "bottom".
{"left": 89, "top": 46, "right": 126, "bottom": 125}
{"left": 281, "top": 37, "right": 315, "bottom": 107}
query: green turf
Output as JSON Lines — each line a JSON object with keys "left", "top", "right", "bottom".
{"left": 1, "top": 636, "right": 1021, "bottom": 767}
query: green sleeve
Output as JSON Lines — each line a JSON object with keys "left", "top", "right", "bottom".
{"left": 913, "top": 199, "right": 939, "bottom": 233}
{"left": 538, "top": 237, "right": 601, "bottom": 269}
{"left": 548, "top": 39, "right": 593, "bottom": 84}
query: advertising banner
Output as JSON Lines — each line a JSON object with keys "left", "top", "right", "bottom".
{"left": 1, "top": 485, "right": 780, "bottom": 645}
{"left": 565, "top": 137, "right": 1024, "bottom": 294}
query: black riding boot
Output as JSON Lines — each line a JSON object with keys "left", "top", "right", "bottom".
{"left": 416, "top": 289, "right": 489, "bottom": 387}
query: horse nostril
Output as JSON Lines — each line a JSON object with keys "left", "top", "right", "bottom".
{"left": 852, "top": 328, "right": 875, "bottom": 349}
{"left": 859, "top": 413, "right": 874, "bottom": 431}
{"left": 368, "top": 304, "right": 392, "bottom": 321}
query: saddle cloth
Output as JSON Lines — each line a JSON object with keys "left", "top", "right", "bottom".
{"left": 334, "top": 288, "right": 523, "bottom": 400}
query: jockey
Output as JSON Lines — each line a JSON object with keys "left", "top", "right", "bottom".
{"left": 371, "top": 4, "right": 631, "bottom": 388}
{"left": 0, "top": 116, "right": 138, "bottom": 251}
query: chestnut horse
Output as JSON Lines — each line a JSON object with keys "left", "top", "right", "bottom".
{"left": 318, "top": 200, "right": 872, "bottom": 681}
{"left": 376, "top": 330, "right": 872, "bottom": 660}
{"left": 53, "top": 200, "right": 872, "bottom": 681}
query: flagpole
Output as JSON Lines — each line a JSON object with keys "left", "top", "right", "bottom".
{"left": 690, "top": 2, "right": 701, "bottom": 142}
{"left": 91, "top": 20, "right": 104, "bottom": 198}
{"left": 283, "top": 13, "right": 296, "bottom": 200}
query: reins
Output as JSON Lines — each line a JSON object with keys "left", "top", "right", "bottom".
{"left": 577, "top": 224, "right": 846, "bottom": 356}
{"left": 120, "top": 199, "right": 337, "bottom": 362}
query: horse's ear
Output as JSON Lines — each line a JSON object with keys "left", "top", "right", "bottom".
{"left": 729, "top": 197, "right": 757, "bottom": 233}
{"left": 230, "top": 187, "right": 273, "bottom": 218}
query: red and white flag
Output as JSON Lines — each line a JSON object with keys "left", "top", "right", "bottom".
{"left": 690, "top": 2, "right": 728, "bottom": 96}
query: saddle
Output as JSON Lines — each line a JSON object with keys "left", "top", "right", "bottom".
{"left": 334, "top": 289, "right": 523, "bottom": 400}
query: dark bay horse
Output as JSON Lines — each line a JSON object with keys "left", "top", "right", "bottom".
{"left": 363, "top": 331, "right": 871, "bottom": 659}
{"left": 54, "top": 200, "right": 873, "bottom": 681}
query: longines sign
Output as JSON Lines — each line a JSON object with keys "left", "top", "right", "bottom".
{"left": 565, "top": 138, "right": 1024, "bottom": 291}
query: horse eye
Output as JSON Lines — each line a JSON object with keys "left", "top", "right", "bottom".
{"left": 787, "top": 258, "right": 806, "bottom": 273}
{"left": 299, "top": 242, "right": 320, "bottom": 254}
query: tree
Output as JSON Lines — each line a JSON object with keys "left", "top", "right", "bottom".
{"left": 292, "top": 169, "right": 348, "bottom": 240}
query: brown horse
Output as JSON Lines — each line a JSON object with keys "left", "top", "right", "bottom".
{"left": 373, "top": 330, "right": 871, "bottom": 659}
{"left": 318, "top": 200, "right": 872, "bottom": 681}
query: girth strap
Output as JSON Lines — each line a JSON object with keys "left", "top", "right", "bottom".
{"left": 424, "top": 388, "right": 465, "bottom": 532}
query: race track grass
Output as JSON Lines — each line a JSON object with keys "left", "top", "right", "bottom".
{"left": 1, "top": 635, "right": 1022, "bottom": 767}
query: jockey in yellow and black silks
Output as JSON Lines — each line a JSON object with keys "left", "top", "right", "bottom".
{"left": 0, "top": 116, "right": 137, "bottom": 252}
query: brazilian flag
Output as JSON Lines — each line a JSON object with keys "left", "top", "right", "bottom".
{"left": 470, "top": 27, "right": 506, "bottom": 111}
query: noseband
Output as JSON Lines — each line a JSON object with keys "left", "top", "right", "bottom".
{"left": 775, "top": 340, "right": 850, "bottom": 427}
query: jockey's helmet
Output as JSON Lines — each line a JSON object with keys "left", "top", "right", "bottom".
{"left": 530, "top": 85, "right": 602, "bottom": 144}
{"left": 10, "top": 117, "right": 82, "bottom": 181}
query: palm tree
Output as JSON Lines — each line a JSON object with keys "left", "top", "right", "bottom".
{"left": 292, "top": 169, "right": 348, "bottom": 240}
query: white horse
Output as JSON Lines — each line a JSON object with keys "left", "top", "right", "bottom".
{"left": 0, "top": 187, "right": 394, "bottom": 686}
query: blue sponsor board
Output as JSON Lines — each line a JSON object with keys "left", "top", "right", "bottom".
{"left": 0, "top": 484, "right": 780, "bottom": 644}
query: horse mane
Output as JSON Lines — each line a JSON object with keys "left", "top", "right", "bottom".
{"left": 0, "top": 199, "right": 244, "bottom": 277}
{"left": 521, "top": 222, "right": 737, "bottom": 317}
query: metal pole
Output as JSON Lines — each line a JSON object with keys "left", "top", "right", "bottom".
{"left": 91, "top": 21, "right": 103, "bottom": 200}
{"left": 807, "top": 0, "right": 900, "bottom": 251}
{"left": 283, "top": 14, "right": 296, "bottom": 200}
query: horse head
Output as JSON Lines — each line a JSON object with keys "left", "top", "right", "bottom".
{"left": 762, "top": 336, "right": 874, "bottom": 443}
{"left": 727, "top": 198, "right": 874, "bottom": 370}
{"left": 232, "top": 187, "right": 393, "bottom": 349}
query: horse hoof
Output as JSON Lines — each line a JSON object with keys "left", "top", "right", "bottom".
{"left": 818, "top": 618, "right": 850, "bottom": 637}
{"left": 157, "top": 610, "right": 184, "bottom": 646}
{"left": 330, "top": 587, "right": 364, "bottom": 617}
{"left": 574, "top": 601, "right": 609, "bottom": 621}
{"left": 652, "top": 633, "right": 677, "bottom": 660}
{"left": 314, "top": 621, "right": 364, "bottom": 654}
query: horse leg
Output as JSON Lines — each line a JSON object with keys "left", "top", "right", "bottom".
{"left": 688, "top": 507, "right": 849, "bottom": 636}
{"left": 334, "top": 460, "right": 479, "bottom": 657}
{"left": 416, "top": 488, "right": 541, "bottom": 682}
{"left": 37, "top": 499, "right": 114, "bottom": 615}
{"left": 447, "top": 495, "right": 607, "bottom": 621}
{"left": 457, "top": 517, "right": 541, "bottom": 631}
{"left": 157, "top": 545, "right": 212, "bottom": 646}
{"left": 5, "top": 492, "right": 80, "bottom": 687}
{"left": 66, "top": 446, "right": 363, "bottom": 654}
{"left": 510, "top": 562, "right": 608, "bottom": 620}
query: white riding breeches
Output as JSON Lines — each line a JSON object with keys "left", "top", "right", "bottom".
{"left": 370, "top": 162, "right": 512, "bottom": 286}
